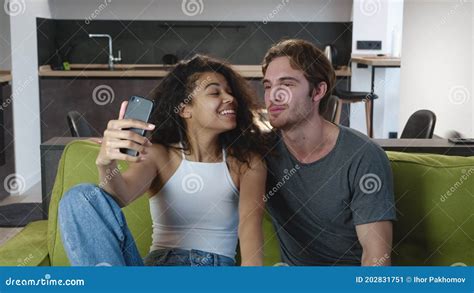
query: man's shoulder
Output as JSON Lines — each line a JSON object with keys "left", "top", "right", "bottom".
{"left": 338, "top": 126, "right": 384, "bottom": 155}
{"left": 337, "top": 126, "right": 391, "bottom": 171}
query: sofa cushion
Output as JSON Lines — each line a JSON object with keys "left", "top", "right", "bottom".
{"left": 0, "top": 220, "right": 49, "bottom": 266}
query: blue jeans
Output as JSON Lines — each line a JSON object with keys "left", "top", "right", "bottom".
{"left": 58, "top": 183, "right": 235, "bottom": 266}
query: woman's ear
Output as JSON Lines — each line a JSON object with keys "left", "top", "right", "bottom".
{"left": 178, "top": 103, "right": 192, "bottom": 119}
{"left": 311, "top": 82, "right": 328, "bottom": 103}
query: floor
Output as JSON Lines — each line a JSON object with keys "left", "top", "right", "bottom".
{"left": 0, "top": 181, "right": 42, "bottom": 246}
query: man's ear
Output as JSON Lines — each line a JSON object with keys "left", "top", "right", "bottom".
{"left": 311, "top": 82, "right": 328, "bottom": 103}
{"left": 178, "top": 103, "right": 192, "bottom": 119}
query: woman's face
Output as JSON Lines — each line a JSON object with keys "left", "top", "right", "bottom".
{"left": 181, "top": 72, "right": 238, "bottom": 133}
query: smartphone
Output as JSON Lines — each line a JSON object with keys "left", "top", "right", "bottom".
{"left": 448, "top": 138, "right": 474, "bottom": 144}
{"left": 119, "top": 96, "right": 155, "bottom": 157}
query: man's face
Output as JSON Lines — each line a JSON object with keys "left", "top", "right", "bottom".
{"left": 263, "top": 56, "right": 315, "bottom": 130}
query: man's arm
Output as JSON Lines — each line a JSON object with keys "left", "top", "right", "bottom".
{"left": 355, "top": 221, "right": 393, "bottom": 266}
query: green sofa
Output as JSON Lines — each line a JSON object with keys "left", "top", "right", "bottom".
{"left": 0, "top": 140, "right": 473, "bottom": 266}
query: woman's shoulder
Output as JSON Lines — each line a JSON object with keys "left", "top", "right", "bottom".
{"left": 148, "top": 142, "right": 182, "bottom": 164}
{"left": 227, "top": 151, "right": 266, "bottom": 175}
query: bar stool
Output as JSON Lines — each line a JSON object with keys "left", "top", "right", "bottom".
{"left": 333, "top": 89, "right": 378, "bottom": 137}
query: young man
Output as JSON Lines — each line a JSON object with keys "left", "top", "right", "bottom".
{"left": 262, "top": 39, "right": 396, "bottom": 266}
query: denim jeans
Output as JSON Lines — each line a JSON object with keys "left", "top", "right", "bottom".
{"left": 58, "top": 183, "right": 235, "bottom": 266}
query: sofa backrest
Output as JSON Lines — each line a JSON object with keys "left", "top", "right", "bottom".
{"left": 386, "top": 151, "right": 474, "bottom": 266}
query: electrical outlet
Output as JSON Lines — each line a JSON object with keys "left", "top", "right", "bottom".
{"left": 389, "top": 132, "right": 398, "bottom": 139}
{"left": 357, "top": 40, "right": 382, "bottom": 50}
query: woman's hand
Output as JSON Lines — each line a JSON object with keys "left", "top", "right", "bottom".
{"left": 96, "top": 100, "right": 155, "bottom": 167}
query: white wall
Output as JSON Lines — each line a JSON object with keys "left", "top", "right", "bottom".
{"left": 400, "top": 0, "right": 473, "bottom": 138}
{"left": 10, "top": 0, "right": 51, "bottom": 194}
{"left": 0, "top": 10, "right": 11, "bottom": 69}
{"left": 351, "top": 0, "right": 404, "bottom": 138}
{"left": 48, "top": 0, "right": 352, "bottom": 22}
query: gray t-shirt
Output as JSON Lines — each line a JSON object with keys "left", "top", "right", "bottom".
{"left": 265, "top": 126, "right": 397, "bottom": 266}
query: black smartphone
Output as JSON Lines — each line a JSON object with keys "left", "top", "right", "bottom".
{"left": 448, "top": 138, "right": 474, "bottom": 144}
{"left": 119, "top": 96, "right": 155, "bottom": 157}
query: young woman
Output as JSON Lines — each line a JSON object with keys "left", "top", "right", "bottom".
{"left": 58, "top": 55, "right": 268, "bottom": 266}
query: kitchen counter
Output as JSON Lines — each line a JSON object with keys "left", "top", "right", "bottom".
{"left": 38, "top": 64, "right": 351, "bottom": 78}
{"left": 0, "top": 71, "right": 12, "bottom": 83}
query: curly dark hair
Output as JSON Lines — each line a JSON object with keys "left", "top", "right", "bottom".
{"left": 148, "top": 54, "right": 268, "bottom": 166}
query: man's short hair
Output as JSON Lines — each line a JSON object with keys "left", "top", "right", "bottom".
{"left": 262, "top": 39, "right": 336, "bottom": 114}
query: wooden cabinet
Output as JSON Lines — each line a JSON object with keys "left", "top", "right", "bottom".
{"left": 39, "top": 77, "right": 163, "bottom": 142}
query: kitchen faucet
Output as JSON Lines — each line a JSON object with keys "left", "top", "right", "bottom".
{"left": 88, "top": 34, "right": 121, "bottom": 70}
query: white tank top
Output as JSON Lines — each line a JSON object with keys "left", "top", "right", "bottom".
{"left": 148, "top": 144, "right": 240, "bottom": 260}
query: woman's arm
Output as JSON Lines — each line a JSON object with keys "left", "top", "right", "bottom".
{"left": 97, "top": 152, "right": 157, "bottom": 207}
{"left": 238, "top": 154, "right": 267, "bottom": 266}
{"left": 96, "top": 101, "right": 158, "bottom": 207}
